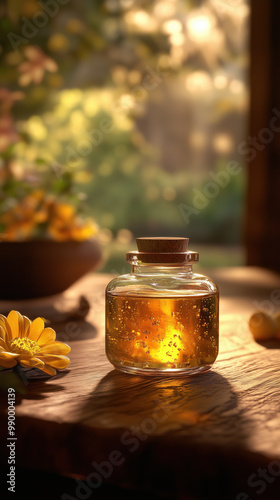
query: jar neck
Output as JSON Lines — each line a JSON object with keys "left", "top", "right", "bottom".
{"left": 131, "top": 264, "right": 193, "bottom": 276}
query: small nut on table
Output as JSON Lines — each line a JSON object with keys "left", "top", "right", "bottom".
{"left": 248, "top": 311, "right": 277, "bottom": 341}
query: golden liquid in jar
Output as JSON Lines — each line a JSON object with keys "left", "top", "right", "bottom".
{"left": 106, "top": 291, "right": 219, "bottom": 374}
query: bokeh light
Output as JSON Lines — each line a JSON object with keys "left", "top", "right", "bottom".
{"left": 187, "top": 12, "right": 214, "bottom": 42}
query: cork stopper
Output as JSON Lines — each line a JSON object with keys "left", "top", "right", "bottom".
{"left": 126, "top": 237, "right": 199, "bottom": 265}
{"left": 136, "top": 237, "right": 189, "bottom": 253}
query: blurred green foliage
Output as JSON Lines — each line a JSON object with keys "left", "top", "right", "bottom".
{"left": 0, "top": 0, "right": 249, "bottom": 252}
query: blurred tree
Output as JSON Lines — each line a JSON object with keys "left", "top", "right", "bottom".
{"left": 0, "top": 0, "right": 249, "bottom": 249}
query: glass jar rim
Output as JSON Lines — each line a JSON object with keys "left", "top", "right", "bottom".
{"left": 126, "top": 250, "right": 199, "bottom": 265}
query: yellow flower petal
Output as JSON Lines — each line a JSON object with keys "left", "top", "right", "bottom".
{"left": 40, "top": 364, "right": 57, "bottom": 376}
{"left": 0, "top": 351, "right": 20, "bottom": 359}
{"left": 0, "top": 351, "right": 20, "bottom": 369}
{"left": 40, "top": 342, "right": 71, "bottom": 355}
{"left": 19, "top": 357, "right": 45, "bottom": 369}
{"left": 37, "top": 354, "right": 70, "bottom": 369}
{"left": 0, "top": 315, "right": 7, "bottom": 330}
{"left": 0, "top": 337, "right": 8, "bottom": 350}
{"left": 18, "top": 312, "right": 26, "bottom": 337}
{"left": 23, "top": 315, "right": 31, "bottom": 336}
{"left": 3, "top": 321, "right": 12, "bottom": 342}
{"left": 7, "top": 311, "right": 24, "bottom": 339}
{"left": 28, "top": 317, "right": 45, "bottom": 341}
{"left": 37, "top": 327, "right": 56, "bottom": 346}
{"left": 0, "top": 356, "right": 18, "bottom": 368}
{"left": 54, "top": 203, "right": 75, "bottom": 220}
{"left": 0, "top": 325, "right": 8, "bottom": 344}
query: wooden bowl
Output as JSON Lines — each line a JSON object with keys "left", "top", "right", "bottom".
{"left": 0, "top": 238, "right": 103, "bottom": 300}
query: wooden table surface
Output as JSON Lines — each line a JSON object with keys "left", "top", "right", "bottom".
{"left": 0, "top": 267, "right": 280, "bottom": 500}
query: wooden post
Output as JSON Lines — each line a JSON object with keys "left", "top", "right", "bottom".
{"left": 245, "top": 0, "right": 280, "bottom": 272}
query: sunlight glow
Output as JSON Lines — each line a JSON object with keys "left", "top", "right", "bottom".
{"left": 116, "top": 228, "right": 133, "bottom": 244}
{"left": 187, "top": 13, "right": 214, "bottom": 42}
{"left": 154, "top": 1, "right": 176, "bottom": 18}
{"left": 125, "top": 10, "right": 157, "bottom": 32}
{"left": 162, "top": 19, "right": 182, "bottom": 35}
{"left": 170, "top": 33, "right": 185, "bottom": 46}
{"left": 229, "top": 79, "right": 245, "bottom": 94}
{"left": 213, "top": 133, "right": 234, "bottom": 154}
{"left": 185, "top": 71, "right": 213, "bottom": 92}
{"left": 213, "top": 74, "right": 228, "bottom": 90}
{"left": 27, "top": 116, "right": 47, "bottom": 141}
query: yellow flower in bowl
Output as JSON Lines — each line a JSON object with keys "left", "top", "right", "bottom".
{"left": 0, "top": 190, "right": 49, "bottom": 241}
{"left": 47, "top": 201, "right": 98, "bottom": 241}
{"left": 0, "top": 310, "right": 70, "bottom": 375}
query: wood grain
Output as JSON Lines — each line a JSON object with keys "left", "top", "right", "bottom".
{"left": 0, "top": 268, "right": 280, "bottom": 499}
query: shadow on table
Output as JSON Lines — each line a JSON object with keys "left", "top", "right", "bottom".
{"left": 79, "top": 369, "right": 259, "bottom": 500}
{"left": 256, "top": 339, "right": 280, "bottom": 349}
{"left": 0, "top": 293, "right": 98, "bottom": 341}
{"left": 51, "top": 319, "right": 98, "bottom": 342}
{"left": 0, "top": 368, "right": 69, "bottom": 403}
{"left": 82, "top": 368, "right": 250, "bottom": 448}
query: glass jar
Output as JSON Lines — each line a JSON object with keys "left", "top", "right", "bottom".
{"left": 105, "top": 237, "right": 219, "bottom": 376}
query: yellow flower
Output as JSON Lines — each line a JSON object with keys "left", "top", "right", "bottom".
{"left": 0, "top": 311, "right": 70, "bottom": 376}
{"left": 0, "top": 190, "right": 49, "bottom": 241}
{"left": 0, "top": 193, "right": 98, "bottom": 242}
{"left": 48, "top": 202, "right": 98, "bottom": 241}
